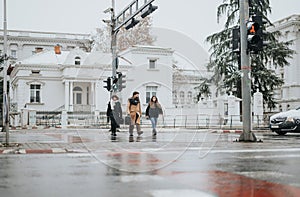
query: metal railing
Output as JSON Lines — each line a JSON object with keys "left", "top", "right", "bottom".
{"left": 36, "top": 111, "right": 61, "bottom": 127}
{"left": 34, "top": 111, "right": 271, "bottom": 130}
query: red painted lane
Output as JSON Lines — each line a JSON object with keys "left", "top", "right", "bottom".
{"left": 206, "top": 170, "right": 300, "bottom": 197}
{"left": 45, "top": 133, "right": 91, "bottom": 143}
{"left": 107, "top": 152, "right": 162, "bottom": 165}
{"left": 25, "top": 149, "right": 53, "bottom": 154}
{"left": 166, "top": 170, "right": 300, "bottom": 197}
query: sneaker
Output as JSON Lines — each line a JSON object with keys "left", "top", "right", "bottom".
{"left": 129, "top": 136, "right": 134, "bottom": 142}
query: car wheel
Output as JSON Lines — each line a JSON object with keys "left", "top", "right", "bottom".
{"left": 275, "top": 130, "right": 287, "bottom": 135}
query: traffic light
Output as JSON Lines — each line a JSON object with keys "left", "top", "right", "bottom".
{"left": 112, "top": 76, "right": 118, "bottom": 92}
{"left": 247, "top": 15, "right": 263, "bottom": 53}
{"left": 141, "top": 4, "right": 158, "bottom": 18}
{"left": 117, "top": 72, "right": 126, "bottom": 91}
{"left": 232, "top": 27, "right": 240, "bottom": 53}
{"left": 125, "top": 18, "right": 140, "bottom": 30}
{"left": 103, "top": 77, "right": 112, "bottom": 91}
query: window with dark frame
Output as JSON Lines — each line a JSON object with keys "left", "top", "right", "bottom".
{"left": 30, "top": 84, "right": 41, "bottom": 103}
{"left": 149, "top": 59, "right": 156, "bottom": 69}
{"left": 75, "top": 56, "right": 81, "bottom": 65}
{"left": 11, "top": 50, "right": 17, "bottom": 58}
{"left": 146, "top": 86, "right": 157, "bottom": 103}
{"left": 31, "top": 70, "right": 40, "bottom": 74}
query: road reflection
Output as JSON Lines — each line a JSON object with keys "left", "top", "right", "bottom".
{"left": 106, "top": 151, "right": 161, "bottom": 175}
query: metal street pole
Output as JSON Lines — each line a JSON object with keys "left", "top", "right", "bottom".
{"left": 2, "top": 0, "right": 9, "bottom": 145}
{"left": 106, "top": 0, "right": 157, "bottom": 94}
{"left": 239, "top": 0, "right": 257, "bottom": 142}
{"left": 111, "top": 0, "right": 117, "bottom": 80}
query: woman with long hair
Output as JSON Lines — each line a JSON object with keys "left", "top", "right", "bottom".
{"left": 146, "top": 95, "right": 163, "bottom": 136}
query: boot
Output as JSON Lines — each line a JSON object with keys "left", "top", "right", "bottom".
{"left": 129, "top": 125, "right": 134, "bottom": 136}
{"left": 136, "top": 124, "right": 143, "bottom": 136}
{"left": 111, "top": 128, "right": 117, "bottom": 136}
{"left": 152, "top": 129, "right": 157, "bottom": 136}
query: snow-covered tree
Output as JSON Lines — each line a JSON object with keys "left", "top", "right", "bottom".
{"left": 91, "top": 17, "right": 155, "bottom": 53}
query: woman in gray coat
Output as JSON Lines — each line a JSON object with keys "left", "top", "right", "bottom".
{"left": 146, "top": 96, "right": 163, "bottom": 136}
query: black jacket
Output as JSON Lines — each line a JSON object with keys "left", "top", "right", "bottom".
{"left": 107, "top": 101, "right": 123, "bottom": 124}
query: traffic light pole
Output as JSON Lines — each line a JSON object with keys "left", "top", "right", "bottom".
{"left": 111, "top": 0, "right": 117, "bottom": 80}
{"left": 105, "top": 0, "right": 157, "bottom": 93}
{"left": 2, "top": 0, "right": 9, "bottom": 145}
{"left": 239, "top": 0, "right": 257, "bottom": 142}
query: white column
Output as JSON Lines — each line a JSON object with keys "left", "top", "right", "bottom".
{"left": 64, "top": 81, "right": 69, "bottom": 111}
{"left": 253, "top": 89, "right": 263, "bottom": 124}
{"left": 61, "top": 110, "right": 68, "bottom": 128}
{"left": 228, "top": 93, "right": 242, "bottom": 125}
{"left": 70, "top": 81, "right": 73, "bottom": 111}
{"left": 91, "top": 82, "right": 95, "bottom": 111}
{"left": 95, "top": 81, "right": 100, "bottom": 111}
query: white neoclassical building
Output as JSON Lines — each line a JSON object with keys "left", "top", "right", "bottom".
{"left": 268, "top": 14, "right": 300, "bottom": 111}
{"left": 0, "top": 29, "right": 91, "bottom": 62}
{"left": 3, "top": 14, "right": 299, "bottom": 127}
{"left": 9, "top": 45, "right": 209, "bottom": 127}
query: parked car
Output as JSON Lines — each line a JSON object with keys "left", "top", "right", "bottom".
{"left": 269, "top": 107, "right": 300, "bottom": 135}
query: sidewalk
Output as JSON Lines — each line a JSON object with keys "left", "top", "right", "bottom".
{"left": 0, "top": 127, "right": 270, "bottom": 154}
{"left": 0, "top": 128, "right": 94, "bottom": 154}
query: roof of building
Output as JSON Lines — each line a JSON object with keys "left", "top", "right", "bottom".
{"left": 18, "top": 47, "right": 131, "bottom": 67}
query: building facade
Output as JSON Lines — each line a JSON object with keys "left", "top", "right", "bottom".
{"left": 9, "top": 45, "right": 208, "bottom": 127}
{"left": 3, "top": 13, "right": 299, "bottom": 127}
{"left": 0, "top": 29, "right": 92, "bottom": 62}
{"left": 269, "top": 15, "right": 300, "bottom": 111}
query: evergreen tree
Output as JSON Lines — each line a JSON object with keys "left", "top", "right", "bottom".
{"left": 197, "top": 0, "right": 295, "bottom": 109}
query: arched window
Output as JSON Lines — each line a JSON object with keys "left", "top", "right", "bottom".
{"left": 173, "top": 90, "right": 178, "bottom": 104}
{"left": 75, "top": 56, "right": 81, "bottom": 65}
{"left": 187, "top": 91, "right": 193, "bottom": 104}
{"left": 73, "top": 86, "right": 83, "bottom": 104}
{"left": 180, "top": 91, "right": 185, "bottom": 104}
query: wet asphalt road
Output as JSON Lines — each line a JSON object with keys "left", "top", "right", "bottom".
{"left": 1, "top": 129, "right": 300, "bottom": 197}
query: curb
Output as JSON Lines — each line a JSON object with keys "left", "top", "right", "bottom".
{"left": 0, "top": 148, "right": 91, "bottom": 154}
{"left": 211, "top": 130, "right": 242, "bottom": 134}
{"left": 0, "top": 148, "right": 68, "bottom": 154}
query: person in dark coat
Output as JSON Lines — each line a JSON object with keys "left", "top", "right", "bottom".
{"left": 145, "top": 95, "right": 163, "bottom": 136}
{"left": 106, "top": 95, "right": 123, "bottom": 136}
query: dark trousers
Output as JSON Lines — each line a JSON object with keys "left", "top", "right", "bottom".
{"left": 110, "top": 115, "right": 118, "bottom": 135}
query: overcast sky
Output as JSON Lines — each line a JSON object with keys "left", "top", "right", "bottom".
{"left": 1, "top": 0, "right": 300, "bottom": 51}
